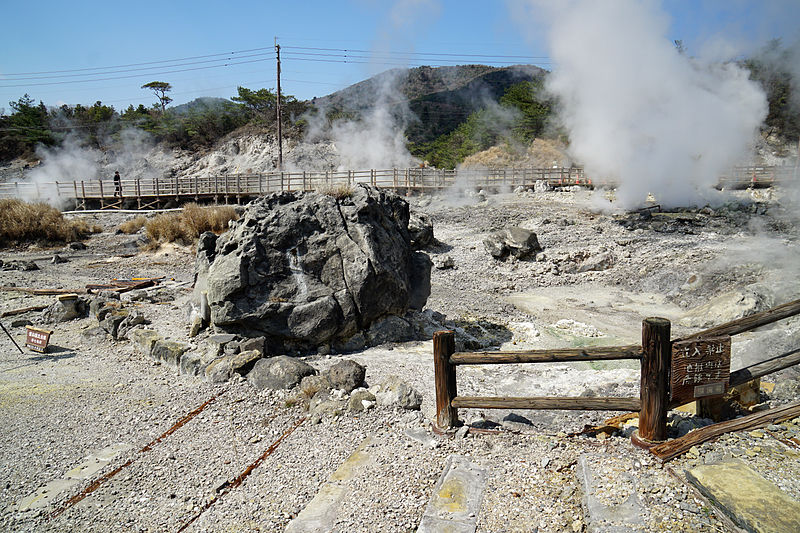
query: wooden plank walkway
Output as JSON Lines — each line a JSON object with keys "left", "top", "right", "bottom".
{"left": 0, "top": 165, "right": 795, "bottom": 210}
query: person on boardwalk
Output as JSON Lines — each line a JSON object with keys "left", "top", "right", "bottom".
{"left": 113, "top": 171, "right": 122, "bottom": 198}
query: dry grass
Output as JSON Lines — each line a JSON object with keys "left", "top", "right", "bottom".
{"left": 461, "top": 138, "right": 573, "bottom": 169}
{"left": 144, "top": 203, "right": 238, "bottom": 247}
{"left": 0, "top": 199, "right": 101, "bottom": 247}
{"left": 118, "top": 216, "right": 147, "bottom": 234}
{"left": 316, "top": 182, "right": 354, "bottom": 200}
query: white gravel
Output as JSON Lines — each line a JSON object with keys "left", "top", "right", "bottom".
{"left": 1, "top": 186, "right": 799, "bottom": 532}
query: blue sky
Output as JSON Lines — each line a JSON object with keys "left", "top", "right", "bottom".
{"left": 1, "top": 0, "right": 798, "bottom": 113}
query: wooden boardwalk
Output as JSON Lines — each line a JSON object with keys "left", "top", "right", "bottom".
{"left": 0, "top": 165, "right": 794, "bottom": 210}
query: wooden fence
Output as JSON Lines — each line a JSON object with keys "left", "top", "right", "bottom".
{"left": 1, "top": 164, "right": 794, "bottom": 210}
{"left": 0, "top": 167, "right": 589, "bottom": 209}
{"left": 433, "top": 298, "right": 800, "bottom": 448}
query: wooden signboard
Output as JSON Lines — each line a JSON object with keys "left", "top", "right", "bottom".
{"left": 25, "top": 326, "right": 53, "bottom": 353}
{"left": 671, "top": 336, "right": 731, "bottom": 405}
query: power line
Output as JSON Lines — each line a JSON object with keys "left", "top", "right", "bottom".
{"left": 2, "top": 46, "right": 276, "bottom": 76}
{"left": 4, "top": 52, "right": 275, "bottom": 82}
{"left": 283, "top": 56, "right": 549, "bottom": 68}
{"left": 0, "top": 58, "right": 275, "bottom": 88}
{"left": 283, "top": 45, "right": 549, "bottom": 60}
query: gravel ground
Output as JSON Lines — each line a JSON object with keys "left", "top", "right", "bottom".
{"left": 1, "top": 186, "right": 799, "bottom": 532}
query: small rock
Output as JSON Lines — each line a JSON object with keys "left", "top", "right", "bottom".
{"left": 51, "top": 254, "right": 68, "bottom": 264}
{"left": 434, "top": 255, "right": 455, "bottom": 270}
{"left": 374, "top": 375, "right": 422, "bottom": 410}
{"left": 326, "top": 359, "right": 365, "bottom": 393}
{"left": 151, "top": 340, "right": 190, "bottom": 367}
{"left": 347, "top": 388, "right": 376, "bottom": 412}
{"left": 247, "top": 356, "right": 317, "bottom": 391}
{"left": 483, "top": 227, "right": 541, "bottom": 261}
{"left": 205, "top": 356, "right": 233, "bottom": 383}
{"left": 300, "top": 374, "right": 332, "bottom": 398}
{"left": 230, "top": 349, "right": 262, "bottom": 376}
{"left": 1, "top": 260, "right": 39, "bottom": 271}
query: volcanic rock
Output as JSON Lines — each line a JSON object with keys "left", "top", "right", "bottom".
{"left": 373, "top": 375, "right": 423, "bottom": 410}
{"left": 199, "top": 185, "right": 432, "bottom": 350}
{"left": 42, "top": 295, "right": 88, "bottom": 323}
{"left": 326, "top": 359, "right": 366, "bottom": 393}
{"left": 247, "top": 356, "right": 317, "bottom": 390}
{"left": 408, "top": 212, "right": 434, "bottom": 249}
{"left": 1, "top": 260, "right": 39, "bottom": 271}
{"left": 679, "top": 288, "right": 772, "bottom": 328}
{"left": 483, "top": 227, "right": 541, "bottom": 260}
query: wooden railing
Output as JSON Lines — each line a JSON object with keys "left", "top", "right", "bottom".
{"left": 0, "top": 166, "right": 590, "bottom": 203}
{"left": 433, "top": 298, "right": 800, "bottom": 448}
{"left": 2, "top": 164, "right": 794, "bottom": 206}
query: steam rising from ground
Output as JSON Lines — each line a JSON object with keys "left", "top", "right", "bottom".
{"left": 303, "top": 0, "right": 442, "bottom": 170}
{"left": 534, "top": 0, "right": 768, "bottom": 209}
{"left": 307, "top": 75, "right": 416, "bottom": 170}
{"left": 22, "top": 129, "right": 168, "bottom": 206}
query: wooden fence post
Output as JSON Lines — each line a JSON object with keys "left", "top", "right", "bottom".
{"left": 434, "top": 330, "right": 458, "bottom": 429}
{"left": 633, "top": 317, "right": 671, "bottom": 448}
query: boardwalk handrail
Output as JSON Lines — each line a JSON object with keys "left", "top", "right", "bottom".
{"left": 433, "top": 298, "right": 800, "bottom": 449}
{"left": 1, "top": 164, "right": 795, "bottom": 206}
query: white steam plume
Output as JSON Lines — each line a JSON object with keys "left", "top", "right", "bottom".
{"left": 532, "top": 0, "right": 768, "bottom": 209}
{"left": 303, "top": 0, "right": 441, "bottom": 171}
{"left": 331, "top": 72, "right": 415, "bottom": 170}
{"left": 23, "top": 128, "right": 167, "bottom": 206}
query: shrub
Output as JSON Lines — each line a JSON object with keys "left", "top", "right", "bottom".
{"left": 316, "top": 182, "right": 354, "bottom": 200}
{"left": 119, "top": 216, "right": 147, "bottom": 234}
{"left": 0, "top": 199, "right": 100, "bottom": 246}
{"left": 145, "top": 203, "right": 238, "bottom": 247}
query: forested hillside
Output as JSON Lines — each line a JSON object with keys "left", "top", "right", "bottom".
{"left": 1, "top": 46, "right": 797, "bottom": 169}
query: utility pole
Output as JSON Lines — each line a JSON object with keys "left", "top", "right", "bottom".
{"left": 275, "top": 38, "right": 283, "bottom": 170}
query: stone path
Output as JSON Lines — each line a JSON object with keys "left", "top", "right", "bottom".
{"left": 687, "top": 460, "right": 800, "bottom": 533}
{"left": 417, "top": 455, "right": 487, "bottom": 533}
{"left": 14, "top": 443, "right": 132, "bottom": 512}
{"left": 285, "top": 437, "right": 376, "bottom": 533}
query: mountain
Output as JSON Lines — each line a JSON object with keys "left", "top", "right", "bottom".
{"left": 170, "top": 97, "right": 235, "bottom": 115}
{"left": 314, "top": 64, "right": 548, "bottom": 144}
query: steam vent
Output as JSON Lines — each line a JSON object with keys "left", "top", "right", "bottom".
{"left": 195, "top": 184, "right": 432, "bottom": 351}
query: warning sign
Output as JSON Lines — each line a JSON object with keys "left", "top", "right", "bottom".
{"left": 25, "top": 326, "right": 53, "bottom": 353}
{"left": 671, "top": 336, "right": 731, "bottom": 404}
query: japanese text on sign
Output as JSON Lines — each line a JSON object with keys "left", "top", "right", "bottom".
{"left": 25, "top": 326, "right": 52, "bottom": 353}
{"left": 670, "top": 336, "right": 731, "bottom": 404}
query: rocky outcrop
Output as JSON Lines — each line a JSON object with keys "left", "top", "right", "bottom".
{"left": 198, "top": 185, "right": 432, "bottom": 351}
{"left": 679, "top": 288, "right": 773, "bottom": 329}
{"left": 42, "top": 295, "right": 88, "bottom": 323}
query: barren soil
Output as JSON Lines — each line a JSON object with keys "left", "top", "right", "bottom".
{"left": 1, "top": 186, "right": 799, "bottom": 532}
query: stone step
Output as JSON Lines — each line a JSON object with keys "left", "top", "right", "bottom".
{"left": 13, "top": 442, "right": 132, "bottom": 512}
{"left": 576, "top": 452, "right": 648, "bottom": 532}
{"left": 284, "top": 436, "right": 376, "bottom": 533}
{"left": 686, "top": 459, "right": 800, "bottom": 533}
{"left": 417, "top": 454, "right": 488, "bottom": 533}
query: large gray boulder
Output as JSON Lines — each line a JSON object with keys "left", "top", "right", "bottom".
{"left": 199, "top": 185, "right": 432, "bottom": 350}
{"left": 483, "top": 227, "right": 541, "bottom": 260}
